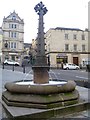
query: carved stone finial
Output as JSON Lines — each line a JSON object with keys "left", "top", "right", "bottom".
{"left": 34, "top": 1, "right": 48, "bottom": 16}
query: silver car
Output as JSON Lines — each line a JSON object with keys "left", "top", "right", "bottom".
{"left": 4, "top": 59, "right": 20, "bottom": 66}
{"left": 63, "top": 63, "right": 80, "bottom": 70}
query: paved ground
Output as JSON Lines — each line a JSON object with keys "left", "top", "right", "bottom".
{"left": 0, "top": 68, "right": 33, "bottom": 119}
{"left": 0, "top": 103, "right": 2, "bottom": 119}
{"left": 1, "top": 64, "right": 88, "bottom": 82}
{"left": 0, "top": 68, "right": 90, "bottom": 119}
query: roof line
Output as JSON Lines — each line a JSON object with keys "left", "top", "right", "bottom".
{"left": 50, "top": 27, "right": 83, "bottom": 31}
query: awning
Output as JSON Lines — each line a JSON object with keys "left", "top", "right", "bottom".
{"left": 9, "top": 53, "right": 18, "bottom": 55}
{"left": 57, "top": 53, "right": 67, "bottom": 57}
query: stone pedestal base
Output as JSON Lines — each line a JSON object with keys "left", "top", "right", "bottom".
{"left": 2, "top": 89, "right": 79, "bottom": 109}
{"left": 33, "top": 66, "right": 49, "bottom": 84}
{"left": 2, "top": 80, "right": 79, "bottom": 109}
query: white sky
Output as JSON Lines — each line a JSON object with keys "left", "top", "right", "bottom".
{"left": 0, "top": 0, "right": 89, "bottom": 43}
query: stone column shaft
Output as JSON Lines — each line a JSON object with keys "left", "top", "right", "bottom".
{"left": 33, "top": 1, "right": 49, "bottom": 84}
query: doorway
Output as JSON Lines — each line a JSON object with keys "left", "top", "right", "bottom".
{"left": 73, "top": 57, "right": 78, "bottom": 65}
{"left": 11, "top": 56, "right": 15, "bottom": 61}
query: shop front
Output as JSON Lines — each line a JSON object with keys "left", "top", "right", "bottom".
{"left": 56, "top": 53, "right": 68, "bottom": 69}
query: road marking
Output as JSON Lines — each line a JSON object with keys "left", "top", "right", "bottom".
{"left": 76, "top": 76, "right": 88, "bottom": 80}
{"left": 57, "top": 73, "right": 61, "bottom": 74}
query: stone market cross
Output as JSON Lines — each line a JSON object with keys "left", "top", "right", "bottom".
{"left": 32, "top": 1, "right": 49, "bottom": 84}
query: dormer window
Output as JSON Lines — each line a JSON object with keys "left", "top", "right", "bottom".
{"left": 12, "top": 16, "right": 16, "bottom": 20}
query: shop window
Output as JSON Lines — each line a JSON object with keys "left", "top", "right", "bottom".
{"left": 12, "top": 56, "right": 15, "bottom": 61}
{"left": 5, "top": 55, "right": 9, "bottom": 60}
{"left": 56, "top": 56, "right": 68, "bottom": 64}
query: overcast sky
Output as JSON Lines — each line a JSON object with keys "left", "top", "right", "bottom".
{"left": 0, "top": 0, "right": 89, "bottom": 43}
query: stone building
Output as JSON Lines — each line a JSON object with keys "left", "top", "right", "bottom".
{"left": 1, "top": 11, "right": 24, "bottom": 64}
{"left": 0, "top": 27, "right": 3, "bottom": 63}
{"left": 45, "top": 27, "right": 89, "bottom": 68}
{"left": 31, "top": 39, "right": 37, "bottom": 57}
{"left": 23, "top": 43, "right": 32, "bottom": 58}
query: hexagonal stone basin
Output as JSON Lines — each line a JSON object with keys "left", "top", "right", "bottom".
{"left": 4, "top": 80, "right": 76, "bottom": 94}
{"left": 2, "top": 80, "right": 79, "bottom": 109}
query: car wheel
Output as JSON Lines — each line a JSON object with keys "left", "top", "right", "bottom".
{"left": 15, "top": 64, "right": 19, "bottom": 66}
{"left": 76, "top": 67, "right": 79, "bottom": 70}
{"left": 66, "top": 67, "right": 69, "bottom": 70}
{"left": 5, "top": 63, "right": 8, "bottom": 65}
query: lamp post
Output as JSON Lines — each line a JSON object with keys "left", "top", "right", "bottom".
{"left": 4, "top": 40, "right": 8, "bottom": 48}
{"left": 32, "top": 1, "right": 49, "bottom": 84}
{"left": 4, "top": 40, "right": 8, "bottom": 60}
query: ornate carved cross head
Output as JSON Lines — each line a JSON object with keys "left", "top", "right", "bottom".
{"left": 34, "top": 1, "right": 48, "bottom": 15}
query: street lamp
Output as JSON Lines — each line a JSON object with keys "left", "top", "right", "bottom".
{"left": 4, "top": 40, "right": 8, "bottom": 48}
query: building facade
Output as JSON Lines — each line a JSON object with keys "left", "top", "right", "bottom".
{"left": 23, "top": 43, "right": 32, "bottom": 57}
{"left": 0, "top": 27, "right": 3, "bottom": 63}
{"left": 45, "top": 27, "right": 89, "bottom": 68}
{"left": 1, "top": 11, "right": 24, "bottom": 64}
{"left": 31, "top": 39, "right": 37, "bottom": 57}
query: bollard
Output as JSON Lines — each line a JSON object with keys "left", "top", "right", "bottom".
{"left": 2, "top": 62, "right": 4, "bottom": 69}
{"left": 12, "top": 64, "right": 14, "bottom": 71}
{"left": 86, "top": 64, "right": 90, "bottom": 72}
{"left": 23, "top": 65, "right": 25, "bottom": 73}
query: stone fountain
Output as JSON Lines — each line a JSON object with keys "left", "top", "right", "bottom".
{"left": 2, "top": 1, "right": 79, "bottom": 109}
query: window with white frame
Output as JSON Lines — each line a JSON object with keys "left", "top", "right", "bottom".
{"left": 73, "top": 34, "right": 77, "bottom": 40}
{"left": 65, "top": 44, "right": 69, "bottom": 51}
{"left": 9, "top": 24, "right": 11, "bottom": 28}
{"left": 14, "top": 42, "right": 16, "bottom": 48}
{"left": 9, "top": 24, "right": 17, "bottom": 29}
{"left": 14, "top": 32, "right": 16, "bottom": 38}
{"left": 73, "top": 44, "right": 77, "bottom": 51}
{"left": 82, "top": 34, "right": 85, "bottom": 40}
{"left": 11, "top": 42, "right": 16, "bottom": 49}
{"left": 9, "top": 32, "right": 10, "bottom": 37}
{"left": 82, "top": 44, "right": 85, "bottom": 51}
{"left": 11, "top": 32, "right": 17, "bottom": 38}
{"left": 8, "top": 42, "right": 10, "bottom": 48}
{"left": 65, "top": 34, "right": 69, "bottom": 40}
{"left": 11, "top": 42, "right": 13, "bottom": 48}
{"left": 12, "top": 24, "right": 17, "bottom": 28}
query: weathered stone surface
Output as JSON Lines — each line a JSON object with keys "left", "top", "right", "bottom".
{"left": 2, "top": 86, "right": 89, "bottom": 119}
{"left": 33, "top": 67, "right": 49, "bottom": 84}
{"left": 2, "top": 1, "right": 80, "bottom": 111}
{"left": 5, "top": 80, "right": 76, "bottom": 94}
{"left": 2, "top": 89, "right": 79, "bottom": 109}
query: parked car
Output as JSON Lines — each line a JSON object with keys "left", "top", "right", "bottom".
{"left": 4, "top": 59, "right": 20, "bottom": 66}
{"left": 63, "top": 63, "right": 80, "bottom": 70}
